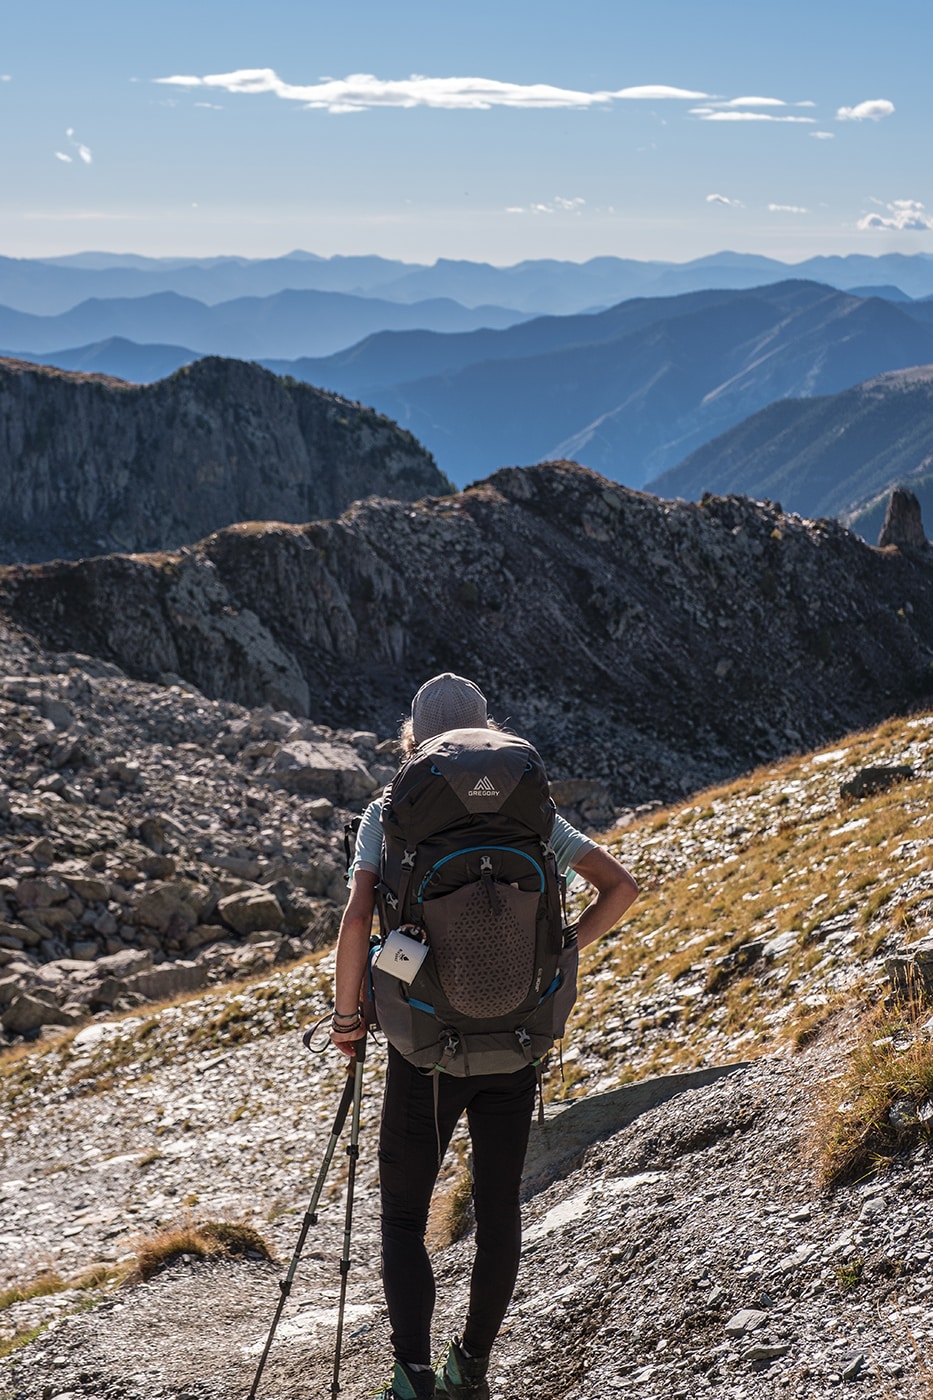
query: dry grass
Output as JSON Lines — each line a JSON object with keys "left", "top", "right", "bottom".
{"left": 0, "top": 1262, "right": 127, "bottom": 1360}
{"left": 813, "top": 985, "right": 933, "bottom": 1188}
{"left": 567, "top": 710, "right": 933, "bottom": 1082}
{"left": 0, "top": 1323, "right": 44, "bottom": 1360}
{"left": 0, "top": 1262, "right": 124, "bottom": 1317}
{"left": 130, "top": 1219, "right": 273, "bottom": 1283}
{"left": 787, "top": 989, "right": 855, "bottom": 1049}
{"left": 0, "top": 1272, "right": 65, "bottom": 1312}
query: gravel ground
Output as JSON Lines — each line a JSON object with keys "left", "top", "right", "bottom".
{"left": 2, "top": 982, "right": 932, "bottom": 1400}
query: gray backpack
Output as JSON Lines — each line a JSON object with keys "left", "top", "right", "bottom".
{"left": 370, "top": 727, "right": 578, "bottom": 1076}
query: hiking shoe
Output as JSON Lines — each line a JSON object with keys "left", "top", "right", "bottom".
{"left": 382, "top": 1359, "right": 437, "bottom": 1399}
{"left": 435, "top": 1337, "right": 489, "bottom": 1400}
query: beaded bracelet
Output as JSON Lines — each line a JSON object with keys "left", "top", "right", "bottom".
{"left": 331, "top": 1012, "right": 362, "bottom": 1032}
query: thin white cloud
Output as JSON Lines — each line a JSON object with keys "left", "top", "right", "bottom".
{"left": 508, "top": 195, "right": 586, "bottom": 215}
{"left": 154, "top": 68, "right": 709, "bottom": 112}
{"left": 0, "top": 74, "right": 11, "bottom": 83}
{"left": 810, "top": 130, "right": 835, "bottom": 140}
{"left": 694, "top": 110, "right": 815, "bottom": 123}
{"left": 614, "top": 85, "right": 707, "bottom": 100}
{"left": 706, "top": 193, "right": 744, "bottom": 208}
{"left": 768, "top": 203, "right": 808, "bottom": 214}
{"left": 713, "top": 95, "right": 788, "bottom": 108}
{"left": 858, "top": 198, "right": 933, "bottom": 232}
{"left": 837, "top": 98, "right": 895, "bottom": 122}
{"left": 194, "top": 101, "right": 223, "bottom": 110}
{"left": 54, "top": 151, "right": 72, "bottom": 163}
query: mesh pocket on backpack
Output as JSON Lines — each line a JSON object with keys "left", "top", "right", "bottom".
{"left": 422, "top": 879, "right": 540, "bottom": 1018}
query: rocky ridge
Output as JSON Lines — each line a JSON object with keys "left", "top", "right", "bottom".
{"left": 0, "top": 355, "right": 448, "bottom": 564}
{"left": 2, "top": 461, "right": 933, "bottom": 809}
{"left": 1, "top": 706, "right": 932, "bottom": 1397}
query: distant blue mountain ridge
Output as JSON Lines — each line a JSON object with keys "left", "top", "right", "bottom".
{"left": 4, "top": 248, "right": 933, "bottom": 316}
{"left": 268, "top": 280, "right": 933, "bottom": 487}
{"left": 0, "top": 288, "right": 530, "bottom": 362}
{"left": 0, "top": 339, "right": 198, "bottom": 383}
{"left": 7, "top": 277, "right": 933, "bottom": 508}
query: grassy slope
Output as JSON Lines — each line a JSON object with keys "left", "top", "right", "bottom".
{"left": 564, "top": 707, "right": 933, "bottom": 1091}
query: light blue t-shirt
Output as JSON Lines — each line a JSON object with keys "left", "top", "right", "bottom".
{"left": 348, "top": 799, "right": 596, "bottom": 883}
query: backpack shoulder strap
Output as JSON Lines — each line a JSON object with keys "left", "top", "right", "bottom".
{"left": 343, "top": 816, "right": 362, "bottom": 879}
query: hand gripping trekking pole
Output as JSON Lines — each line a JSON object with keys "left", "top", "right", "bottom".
{"left": 330, "top": 1033, "right": 366, "bottom": 1397}
{"left": 247, "top": 1037, "right": 367, "bottom": 1400}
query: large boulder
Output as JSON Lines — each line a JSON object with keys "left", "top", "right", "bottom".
{"left": 94, "top": 948, "right": 154, "bottom": 979}
{"left": 14, "top": 875, "right": 70, "bottom": 908}
{"left": 133, "top": 880, "right": 206, "bottom": 933}
{"left": 61, "top": 873, "right": 111, "bottom": 904}
{"left": 123, "top": 961, "right": 208, "bottom": 1001}
{"left": 0, "top": 971, "right": 31, "bottom": 1006}
{"left": 137, "top": 814, "right": 184, "bottom": 855}
{"left": 216, "top": 889, "right": 285, "bottom": 936}
{"left": 1, "top": 992, "right": 78, "bottom": 1035}
{"left": 264, "top": 741, "right": 376, "bottom": 803}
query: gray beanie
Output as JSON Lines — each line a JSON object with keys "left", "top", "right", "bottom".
{"left": 410, "top": 673, "right": 488, "bottom": 746}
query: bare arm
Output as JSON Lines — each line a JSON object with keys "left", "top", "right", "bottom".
{"left": 330, "top": 869, "right": 377, "bottom": 1055}
{"left": 571, "top": 846, "right": 639, "bottom": 950}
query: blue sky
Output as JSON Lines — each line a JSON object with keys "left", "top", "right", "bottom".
{"left": 2, "top": 0, "right": 931, "bottom": 264}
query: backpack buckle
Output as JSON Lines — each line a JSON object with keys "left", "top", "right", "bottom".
{"left": 402, "top": 849, "right": 417, "bottom": 869}
{"left": 480, "top": 855, "right": 493, "bottom": 873}
{"left": 515, "top": 1026, "right": 535, "bottom": 1064}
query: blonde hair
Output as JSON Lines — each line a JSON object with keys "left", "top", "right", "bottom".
{"left": 397, "top": 714, "right": 501, "bottom": 757}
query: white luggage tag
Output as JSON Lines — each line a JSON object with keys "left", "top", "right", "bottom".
{"left": 374, "top": 928, "right": 429, "bottom": 985}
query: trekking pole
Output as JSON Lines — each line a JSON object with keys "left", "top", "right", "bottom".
{"left": 330, "top": 1034, "right": 366, "bottom": 1398}
{"left": 247, "top": 1037, "right": 365, "bottom": 1400}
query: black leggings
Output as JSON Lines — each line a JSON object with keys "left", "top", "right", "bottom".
{"left": 379, "top": 1045, "right": 536, "bottom": 1366}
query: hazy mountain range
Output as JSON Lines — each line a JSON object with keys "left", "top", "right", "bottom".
{"left": 6, "top": 248, "right": 933, "bottom": 317}
{"left": 7, "top": 278, "right": 933, "bottom": 510}
{"left": 4, "top": 337, "right": 200, "bottom": 384}
{"left": 275, "top": 280, "right": 933, "bottom": 486}
{"left": 0, "top": 288, "right": 529, "bottom": 362}
{"left": 6, "top": 253, "right": 933, "bottom": 530}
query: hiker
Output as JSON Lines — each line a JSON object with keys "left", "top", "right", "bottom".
{"left": 330, "top": 674, "right": 638, "bottom": 1400}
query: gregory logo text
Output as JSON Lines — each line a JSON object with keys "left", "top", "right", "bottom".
{"left": 468, "top": 775, "right": 500, "bottom": 798}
